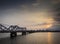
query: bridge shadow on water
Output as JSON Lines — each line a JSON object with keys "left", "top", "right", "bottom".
{"left": 0, "top": 32, "right": 38, "bottom": 44}
{"left": 0, "top": 32, "right": 60, "bottom": 44}
{"left": 0, "top": 34, "right": 28, "bottom": 44}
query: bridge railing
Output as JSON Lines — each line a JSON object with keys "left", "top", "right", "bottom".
{"left": 0, "top": 24, "right": 27, "bottom": 32}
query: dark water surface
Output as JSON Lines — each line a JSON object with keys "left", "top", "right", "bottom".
{"left": 0, "top": 32, "right": 60, "bottom": 44}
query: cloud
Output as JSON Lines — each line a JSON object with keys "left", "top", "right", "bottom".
{"left": 52, "top": 2, "right": 60, "bottom": 23}
{"left": 0, "top": 0, "right": 60, "bottom": 28}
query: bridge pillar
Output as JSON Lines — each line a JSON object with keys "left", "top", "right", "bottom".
{"left": 10, "top": 32, "right": 17, "bottom": 38}
{"left": 22, "top": 31, "right": 26, "bottom": 35}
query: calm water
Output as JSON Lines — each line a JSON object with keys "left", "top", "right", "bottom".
{"left": 0, "top": 32, "right": 60, "bottom": 44}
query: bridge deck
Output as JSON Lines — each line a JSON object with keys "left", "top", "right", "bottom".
{"left": 0, "top": 30, "right": 60, "bottom": 33}
{"left": 0, "top": 24, "right": 60, "bottom": 33}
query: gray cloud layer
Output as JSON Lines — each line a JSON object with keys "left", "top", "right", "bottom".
{"left": 0, "top": 0, "right": 60, "bottom": 26}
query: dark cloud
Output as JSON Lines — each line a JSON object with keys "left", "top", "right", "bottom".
{"left": 53, "top": 2, "right": 60, "bottom": 23}
{"left": 0, "top": 0, "right": 60, "bottom": 25}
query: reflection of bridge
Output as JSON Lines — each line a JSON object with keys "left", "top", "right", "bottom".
{"left": 0, "top": 24, "right": 60, "bottom": 38}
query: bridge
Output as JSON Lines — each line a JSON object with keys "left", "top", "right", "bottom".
{"left": 0, "top": 24, "right": 60, "bottom": 38}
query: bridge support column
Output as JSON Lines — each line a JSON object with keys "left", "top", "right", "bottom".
{"left": 10, "top": 32, "right": 17, "bottom": 38}
{"left": 22, "top": 31, "right": 26, "bottom": 35}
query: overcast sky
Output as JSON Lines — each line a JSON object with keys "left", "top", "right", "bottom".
{"left": 0, "top": 0, "right": 60, "bottom": 29}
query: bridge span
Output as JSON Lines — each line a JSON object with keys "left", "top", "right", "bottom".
{"left": 0, "top": 24, "right": 60, "bottom": 38}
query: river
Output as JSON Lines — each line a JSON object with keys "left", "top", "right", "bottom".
{"left": 0, "top": 32, "right": 60, "bottom": 44}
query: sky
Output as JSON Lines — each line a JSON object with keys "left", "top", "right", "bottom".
{"left": 0, "top": 0, "right": 60, "bottom": 30}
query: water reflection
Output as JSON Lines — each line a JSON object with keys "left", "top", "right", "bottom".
{"left": 48, "top": 32, "right": 60, "bottom": 44}
{"left": 0, "top": 32, "right": 60, "bottom": 44}
{"left": 48, "top": 32, "right": 52, "bottom": 44}
{"left": 52, "top": 32, "right": 60, "bottom": 44}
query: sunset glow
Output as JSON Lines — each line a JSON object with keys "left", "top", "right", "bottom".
{"left": 45, "top": 24, "right": 53, "bottom": 29}
{"left": 0, "top": 0, "right": 59, "bottom": 30}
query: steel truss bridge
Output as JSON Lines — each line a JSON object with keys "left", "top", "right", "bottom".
{"left": 0, "top": 24, "right": 60, "bottom": 38}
